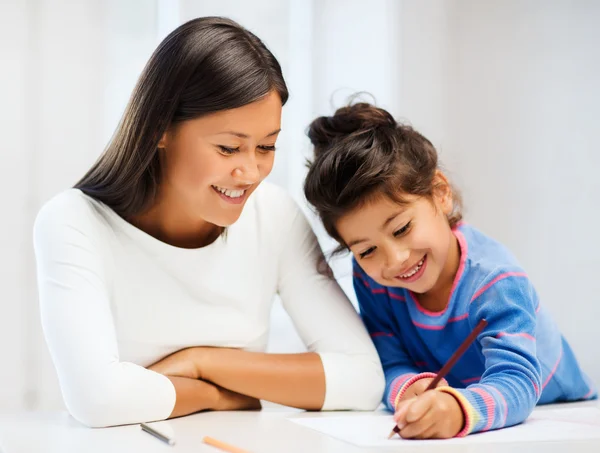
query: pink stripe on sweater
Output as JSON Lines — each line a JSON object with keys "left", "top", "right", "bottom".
{"left": 412, "top": 320, "right": 445, "bottom": 330}
{"left": 482, "top": 385, "right": 508, "bottom": 426}
{"left": 449, "top": 229, "right": 468, "bottom": 299}
{"left": 471, "top": 272, "right": 528, "bottom": 302}
{"left": 583, "top": 387, "right": 595, "bottom": 399}
{"left": 388, "top": 291, "right": 406, "bottom": 302}
{"left": 353, "top": 273, "right": 371, "bottom": 288}
{"left": 448, "top": 313, "right": 469, "bottom": 322}
{"left": 471, "top": 387, "right": 496, "bottom": 431}
{"left": 461, "top": 376, "right": 481, "bottom": 384}
{"left": 370, "top": 332, "right": 394, "bottom": 338}
{"left": 389, "top": 374, "right": 415, "bottom": 408}
{"left": 542, "top": 349, "right": 563, "bottom": 389}
{"left": 496, "top": 332, "right": 536, "bottom": 341}
{"left": 353, "top": 272, "right": 403, "bottom": 298}
{"left": 531, "top": 378, "right": 540, "bottom": 396}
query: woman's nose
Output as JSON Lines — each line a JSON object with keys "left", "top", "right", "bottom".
{"left": 232, "top": 155, "right": 260, "bottom": 184}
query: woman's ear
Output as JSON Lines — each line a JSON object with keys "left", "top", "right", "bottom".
{"left": 433, "top": 170, "right": 453, "bottom": 215}
{"left": 157, "top": 130, "right": 169, "bottom": 150}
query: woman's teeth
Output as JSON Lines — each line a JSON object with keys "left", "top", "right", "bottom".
{"left": 213, "top": 186, "right": 246, "bottom": 198}
{"left": 400, "top": 257, "right": 425, "bottom": 279}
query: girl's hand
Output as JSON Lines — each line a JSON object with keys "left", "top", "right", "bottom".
{"left": 393, "top": 390, "right": 464, "bottom": 439}
{"left": 397, "top": 377, "right": 448, "bottom": 406}
{"left": 148, "top": 348, "right": 203, "bottom": 379}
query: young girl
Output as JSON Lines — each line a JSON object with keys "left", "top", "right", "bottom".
{"left": 304, "top": 102, "right": 596, "bottom": 439}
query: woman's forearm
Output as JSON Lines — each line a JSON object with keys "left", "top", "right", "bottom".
{"left": 167, "top": 375, "right": 261, "bottom": 418}
{"left": 198, "top": 349, "right": 326, "bottom": 410}
{"left": 167, "top": 376, "right": 220, "bottom": 418}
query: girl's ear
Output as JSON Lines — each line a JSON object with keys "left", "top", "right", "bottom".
{"left": 433, "top": 170, "right": 453, "bottom": 215}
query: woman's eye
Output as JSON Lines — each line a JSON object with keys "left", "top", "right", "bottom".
{"left": 393, "top": 221, "right": 412, "bottom": 237}
{"left": 359, "top": 247, "right": 376, "bottom": 259}
{"left": 218, "top": 145, "right": 240, "bottom": 155}
{"left": 258, "top": 145, "right": 276, "bottom": 153}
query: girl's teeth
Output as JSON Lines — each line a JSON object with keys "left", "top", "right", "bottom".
{"left": 400, "top": 258, "right": 425, "bottom": 278}
{"left": 214, "top": 186, "right": 245, "bottom": 198}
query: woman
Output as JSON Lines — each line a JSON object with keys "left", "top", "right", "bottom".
{"left": 33, "top": 17, "right": 383, "bottom": 428}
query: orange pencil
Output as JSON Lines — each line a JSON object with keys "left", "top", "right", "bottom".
{"left": 388, "top": 318, "right": 488, "bottom": 439}
{"left": 202, "top": 436, "right": 253, "bottom": 453}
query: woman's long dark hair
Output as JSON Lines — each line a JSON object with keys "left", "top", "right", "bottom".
{"left": 75, "top": 17, "right": 288, "bottom": 217}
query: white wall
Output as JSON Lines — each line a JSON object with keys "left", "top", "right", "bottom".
{"left": 1, "top": 0, "right": 31, "bottom": 411}
{"left": 1, "top": 0, "right": 107, "bottom": 410}
{"left": 1, "top": 0, "right": 598, "bottom": 411}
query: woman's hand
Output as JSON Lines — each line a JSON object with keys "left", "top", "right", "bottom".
{"left": 148, "top": 348, "right": 206, "bottom": 379}
{"left": 151, "top": 349, "right": 261, "bottom": 413}
{"left": 393, "top": 390, "right": 464, "bottom": 439}
{"left": 215, "top": 386, "right": 262, "bottom": 411}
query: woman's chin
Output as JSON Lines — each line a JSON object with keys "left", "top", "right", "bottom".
{"left": 207, "top": 210, "right": 244, "bottom": 228}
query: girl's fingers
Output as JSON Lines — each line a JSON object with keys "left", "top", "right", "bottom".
{"left": 399, "top": 408, "right": 436, "bottom": 439}
{"left": 414, "top": 423, "right": 440, "bottom": 440}
{"left": 405, "top": 391, "right": 435, "bottom": 424}
{"left": 393, "top": 397, "right": 416, "bottom": 425}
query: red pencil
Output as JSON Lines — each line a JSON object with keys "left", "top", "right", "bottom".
{"left": 388, "top": 318, "right": 488, "bottom": 439}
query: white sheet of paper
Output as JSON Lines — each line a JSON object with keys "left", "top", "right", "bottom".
{"left": 288, "top": 407, "right": 600, "bottom": 447}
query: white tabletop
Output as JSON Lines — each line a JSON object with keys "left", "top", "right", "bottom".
{"left": 1, "top": 402, "right": 599, "bottom": 453}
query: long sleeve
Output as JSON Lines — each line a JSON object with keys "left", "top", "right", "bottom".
{"left": 33, "top": 195, "right": 176, "bottom": 427}
{"left": 438, "top": 272, "right": 542, "bottom": 436}
{"left": 276, "top": 203, "right": 384, "bottom": 411}
{"left": 353, "top": 264, "right": 435, "bottom": 411}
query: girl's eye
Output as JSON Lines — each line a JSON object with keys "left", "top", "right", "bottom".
{"left": 258, "top": 145, "right": 276, "bottom": 153}
{"left": 218, "top": 145, "right": 240, "bottom": 155}
{"left": 393, "top": 221, "right": 412, "bottom": 237}
{"left": 359, "top": 247, "right": 376, "bottom": 259}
